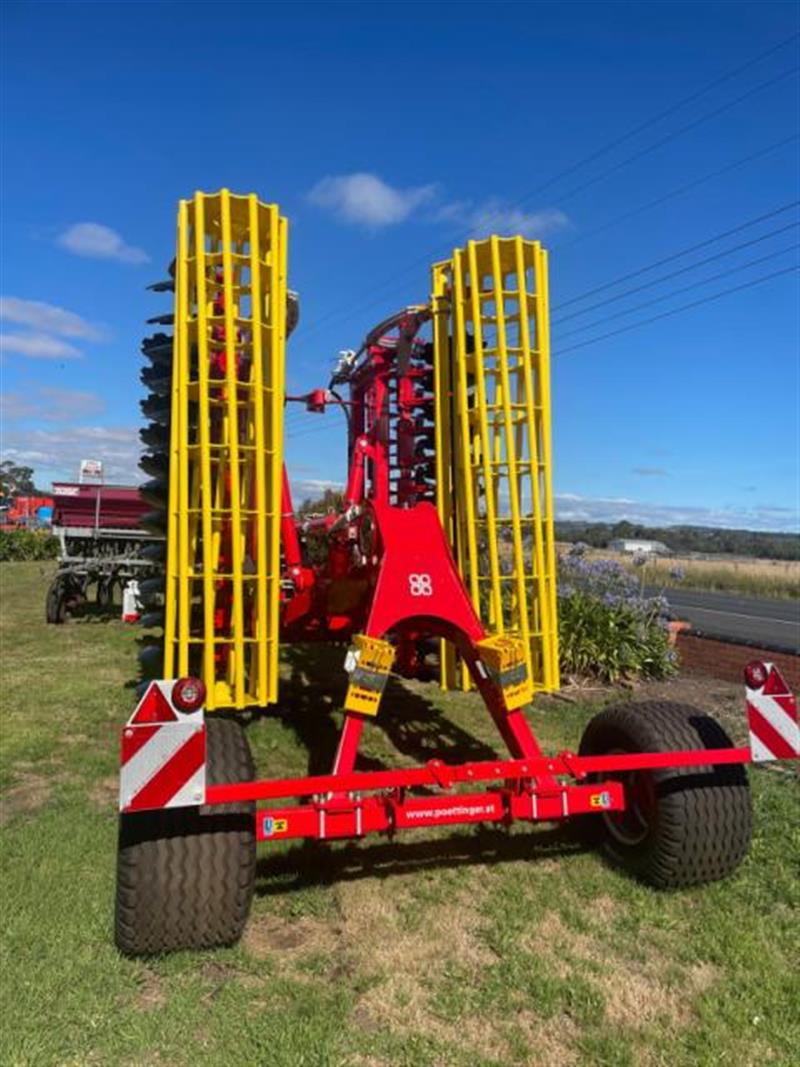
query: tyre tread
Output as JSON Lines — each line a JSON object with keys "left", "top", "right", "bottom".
{"left": 579, "top": 700, "right": 752, "bottom": 888}
{"left": 114, "top": 716, "right": 256, "bottom": 955}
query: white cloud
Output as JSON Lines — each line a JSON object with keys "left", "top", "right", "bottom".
{"left": 1, "top": 425, "right": 142, "bottom": 484}
{"left": 308, "top": 173, "right": 437, "bottom": 228}
{"left": 0, "top": 333, "right": 82, "bottom": 359}
{"left": 554, "top": 492, "right": 797, "bottom": 533}
{"left": 440, "top": 199, "right": 570, "bottom": 239}
{"left": 0, "top": 296, "right": 105, "bottom": 340}
{"left": 57, "top": 222, "right": 149, "bottom": 264}
{"left": 1, "top": 387, "right": 104, "bottom": 422}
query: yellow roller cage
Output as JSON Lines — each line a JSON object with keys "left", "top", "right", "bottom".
{"left": 432, "top": 236, "right": 559, "bottom": 694}
{"left": 164, "top": 189, "right": 287, "bottom": 710}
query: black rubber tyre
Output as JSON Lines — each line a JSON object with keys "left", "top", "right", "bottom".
{"left": 114, "top": 716, "right": 256, "bottom": 956}
{"left": 46, "top": 580, "right": 67, "bottom": 624}
{"left": 96, "top": 578, "right": 114, "bottom": 608}
{"left": 579, "top": 701, "right": 752, "bottom": 888}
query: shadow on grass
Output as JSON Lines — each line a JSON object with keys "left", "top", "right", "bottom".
{"left": 269, "top": 643, "right": 498, "bottom": 776}
{"left": 250, "top": 644, "right": 586, "bottom": 893}
{"left": 255, "top": 822, "right": 584, "bottom": 894}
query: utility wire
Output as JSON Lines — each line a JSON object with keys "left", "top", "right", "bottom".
{"left": 546, "top": 65, "right": 798, "bottom": 209}
{"left": 554, "top": 218, "right": 800, "bottom": 325}
{"left": 480, "top": 33, "right": 800, "bottom": 219}
{"left": 554, "top": 198, "right": 800, "bottom": 310}
{"left": 297, "top": 135, "right": 799, "bottom": 359}
{"left": 556, "top": 242, "right": 799, "bottom": 340}
{"left": 296, "top": 36, "right": 800, "bottom": 346}
{"left": 286, "top": 420, "right": 342, "bottom": 442}
{"left": 287, "top": 263, "right": 798, "bottom": 438}
{"left": 550, "top": 133, "right": 799, "bottom": 257}
{"left": 556, "top": 265, "right": 798, "bottom": 354}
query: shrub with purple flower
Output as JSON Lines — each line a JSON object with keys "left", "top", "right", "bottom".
{"left": 557, "top": 552, "right": 676, "bottom": 683}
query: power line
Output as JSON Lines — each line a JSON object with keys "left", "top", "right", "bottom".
{"left": 286, "top": 420, "right": 342, "bottom": 442}
{"left": 546, "top": 65, "right": 799, "bottom": 209}
{"left": 295, "top": 36, "right": 800, "bottom": 346}
{"left": 550, "top": 134, "right": 799, "bottom": 258}
{"left": 556, "top": 242, "right": 799, "bottom": 340}
{"left": 556, "top": 265, "right": 799, "bottom": 354}
{"left": 297, "top": 136, "right": 799, "bottom": 356}
{"left": 483, "top": 32, "right": 800, "bottom": 220}
{"left": 553, "top": 197, "right": 800, "bottom": 310}
{"left": 554, "top": 217, "right": 800, "bottom": 326}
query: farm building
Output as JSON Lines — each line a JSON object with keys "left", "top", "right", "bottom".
{"left": 608, "top": 538, "right": 670, "bottom": 555}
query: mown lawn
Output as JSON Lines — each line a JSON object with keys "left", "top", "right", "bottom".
{"left": 1, "top": 561, "right": 798, "bottom": 1067}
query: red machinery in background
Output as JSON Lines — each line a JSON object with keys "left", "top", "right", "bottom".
{"left": 0, "top": 495, "right": 53, "bottom": 530}
{"left": 46, "top": 481, "right": 160, "bottom": 623}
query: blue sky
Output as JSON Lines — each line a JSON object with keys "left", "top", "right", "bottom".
{"left": 1, "top": 0, "right": 798, "bottom": 531}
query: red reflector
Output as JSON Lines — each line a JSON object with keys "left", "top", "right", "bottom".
{"left": 744, "top": 661, "right": 768, "bottom": 690}
{"left": 172, "top": 677, "right": 206, "bottom": 713}
{"left": 131, "top": 683, "right": 178, "bottom": 724}
{"left": 763, "top": 666, "right": 791, "bottom": 697}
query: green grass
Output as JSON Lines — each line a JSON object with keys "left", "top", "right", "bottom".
{"left": 1, "top": 561, "right": 799, "bottom": 1066}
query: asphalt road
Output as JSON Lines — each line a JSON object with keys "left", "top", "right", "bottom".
{"left": 659, "top": 587, "right": 800, "bottom": 653}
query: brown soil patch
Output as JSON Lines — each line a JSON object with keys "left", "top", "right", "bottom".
{"left": 244, "top": 911, "right": 339, "bottom": 960}
{"left": 516, "top": 1011, "right": 581, "bottom": 1067}
{"left": 88, "top": 775, "right": 118, "bottom": 810}
{"left": 0, "top": 769, "right": 71, "bottom": 827}
{"left": 133, "top": 969, "right": 167, "bottom": 1012}
{"left": 334, "top": 873, "right": 506, "bottom": 1058}
{"left": 531, "top": 910, "right": 721, "bottom": 1031}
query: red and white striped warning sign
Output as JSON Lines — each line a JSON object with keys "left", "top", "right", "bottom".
{"left": 745, "top": 663, "right": 800, "bottom": 763}
{"left": 119, "top": 681, "right": 206, "bottom": 813}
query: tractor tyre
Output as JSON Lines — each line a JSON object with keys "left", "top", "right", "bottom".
{"left": 578, "top": 701, "right": 752, "bottom": 888}
{"left": 114, "top": 716, "right": 256, "bottom": 956}
{"left": 96, "top": 578, "right": 115, "bottom": 609}
{"left": 46, "top": 579, "right": 68, "bottom": 624}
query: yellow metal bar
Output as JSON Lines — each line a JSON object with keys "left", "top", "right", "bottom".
{"left": 536, "top": 247, "right": 560, "bottom": 688}
{"left": 489, "top": 237, "right": 530, "bottom": 658}
{"left": 163, "top": 217, "right": 183, "bottom": 679}
{"left": 220, "top": 190, "right": 246, "bottom": 707}
{"left": 431, "top": 235, "right": 559, "bottom": 694}
{"left": 192, "top": 193, "right": 218, "bottom": 702}
{"left": 268, "top": 214, "right": 288, "bottom": 703}
{"left": 514, "top": 239, "right": 549, "bottom": 685}
{"left": 465, "top": 240, "right": 504, "bottom": 631}
{"left": 248, "top": 194, "right": 269, "bottom": 708}
{"left": 165, "top": 190, "right": 287, "bottom": 710}
{"left": 432, "top": 262, "right": 457, "bottom": 688}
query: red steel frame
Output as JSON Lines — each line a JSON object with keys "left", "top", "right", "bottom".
{"left": 190, "top": 311, "right": 793, "bottom": 845}
{"left": 132, "top": 308, "right": 798, "bottom": 841}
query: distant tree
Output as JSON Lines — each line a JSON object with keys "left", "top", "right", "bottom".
{"left": 0, "top": 461, "right": 40, "bottom": 500}
{"left": 554, "top": 519, "right": 799, "bottom": 561}
{"left": 296, "top": 487, "right": 345, "bottom": 517}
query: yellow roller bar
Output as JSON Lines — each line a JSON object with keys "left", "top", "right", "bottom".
{"left": 164, "top": 190, "right": 287, "bottom": 710}
{"left": 432, "top": 236, "right": 559, "bottom": 694}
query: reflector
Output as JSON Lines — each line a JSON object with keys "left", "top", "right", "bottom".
{"left": 744, "top": 661, "right": 768, "bottom": 690}
{"left": 763, "top": 666, "right": 790, "bottom": 696}
{"left": 172, "top": 677, "right": 207, "bottom": 713}
{"left": 131, "top": 682, "right": 178, "bottom": 724}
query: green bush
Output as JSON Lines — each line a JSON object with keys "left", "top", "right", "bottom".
{"left": 558, "top": 549, "right": 676, "bottom": 683}
{"left": 0, "top": 529, "right": 59, "bottom": 561}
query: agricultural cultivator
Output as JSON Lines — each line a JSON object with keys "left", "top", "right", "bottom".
{"left": 115, "top": 190, "right": 799, "bottom": 956}
{"left": 46, "top": 482, "right": 159, "bottom": 624}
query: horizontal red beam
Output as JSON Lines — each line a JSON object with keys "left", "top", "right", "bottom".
{"left": 206, "top": 746, "right": 758, "bottom": 807}
{"left": 255, "top": 780, "right": 627, "bottom": 842}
